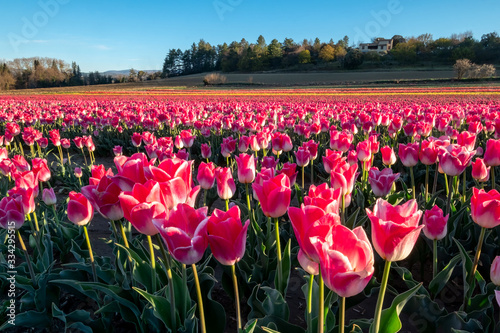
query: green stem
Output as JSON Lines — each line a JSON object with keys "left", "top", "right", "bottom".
{"left": 118, "top": 221, "right": 130, "bottom": 249}
{"left": 433, "top": 239, "right": 438, "bottom": 279}
{"left": 373, "top": 260, "right": 391, "bottom": 333}
{"left": 225, "top": 199, "right": 229, "bottom": 212}
{"left": 156, "top": 234, "right": 176, "bottom": 328}
{"left": 83, "top": 225, "right": 97, "bottom": 282}
{"left": 318, "top": 266, "right": 324, "bottom": 333}
{"left": 425, "top": 165, "right": 429, "bottom": 202}
{"left": 192, "top": 264, "right": 206, "bottom": 333}
{"left": 81, "top": 148, "right": 88, "bottom": 166}
{"left": 274, "top": 218, "right": 282, "bottom": 294}
{"left": 203, "top": 188, "right": 208, "bottom": 206}
{"left": 339, "top": 297, "right": 345, "bottom": 333}
{"left": 310, "top": 159, "right": 314, "bottom": 184}
{"left": 462, "top": 171, "right": 466, "bottom": 203}
{"left": 17, "top": 230, "right": 35, "bottom": 283}
{"left": 245, "top": 183, "right": 252, "bottom": 216}
{"left": 147, "top": 235, "right": 156, "bottom": 292}
{"left": 231, "top": 264, "right": 242, "bottom": 330}
{"left": 307, "top": 274, "right": 314, "bottom": 333}
{"left": 432, "top": 163, "right": 439, "bottom": 195}
{"left": 302, "top": 165, "right": 305, "bottom": 190}
{"left": 468, "top": 227, "right": 486, "bottom": 289}
{"left": 444, "top": 174, "right": 449, "bottom": 197}
{"left": 446, "top": 175, "right": 453, "bottom": 217}
{"left": 341, "top": 193, "right": 346, "bottom": 225}
{"left": 410, "top": 166, "right": 416, "bottom": 200}
{"left": 492, "top": 166, "right": 496, "bottom": 191}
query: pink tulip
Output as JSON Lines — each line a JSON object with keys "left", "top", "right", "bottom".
{"left": 8, "top": 187, "right": 36, "bottom": 215}
{"left": 471, "top": 158, "right": 490, "bottom": 182}
{"left": 154, "top": 204, "right": 208, "bottom": 265}
{"left": 368, "top": 167, "right": 400, "bottom": 197}
{"left": 484, "top": 139, "right": 500, "bottom": 167}
{"left": 419, "top": 139, "right": 439, "bottom": 165}
{"left": 323, "top": 149, "right": 344, "bottom": 174}
{"left": 0, "top": 196, "right": 25, "bottom": 230}
{"left": 304, "top": 183, "right": 341, "bottom": 215}
{"left": 366, "top": 199, "right": 423, "bottom": 261}
{"left": 180, "top": 129, "right": 195, "bottom": 148}
{"left": 311, "top": 224, "right": 374, "bottom": 298}
{"left": 32, "top": 158, "right": 51, "bottom": 182}
{"left": 252, "top": 173, "right": 291, "bottom": 218}
{"left": 289, "top": 204, "right": 340, "bottom": 265}
{"left": 201, "top": 143, "right": 212, "bottom": 159}
{"left": 457, "top": 131, "right": 476, "bottom": 151}
{"left": 330, "top": 130, "right": 353, "bottom": 152}
{"left": 438, "top": 144, "right": 475, "bottom": 177}
{"left": 235, "top": 153, "right": 256, "bottom": 184}
{"left": 132, "top": 132, "right": 142, "bottom": 147}
{"left": 356, "top": 140, "right": 371, "bottom": 162}
{"left": 380, "top": 146, "right": 397, "bottom": 167}
{"left": 295, "top": 147, "right": 310, "bottom": 167}
{"left": 207, "top": 206, "right": 250, "bottom": 266}
{"left": 422, "top": 205, "right": 449, "bottom": 240}
{"left": 113, "top": 146, "right": 123, "bottom": 156}
{"left": 67, "top": 191, "right": 94, "bottom": 226}
{"left": 197, "top": 162, "right": 216, "bottom": 190}
{"left": 118, "top": 180, "right": 164, "bottom": 235}
{"left": 490, "top": 256, "right": 500, "bottom": 286}
{"left": 278, "top": 162, "right": 298, "bottom": 187}
{"left": 471, "top": 188, "right": 500, "bottom": 229}
{"left": 82, "top": 174, "right": 124, "bottom": 221}
{"left": 398, "top": 143, "right": 419, "bottom": 167}
{"left": 215, "top": 167, "right": 236, "bottom": 200}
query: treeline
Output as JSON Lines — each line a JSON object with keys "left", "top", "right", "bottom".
{"left": 0, "top": 57, "right": 115, "bottom": 90}
{"left": 162, "top": 32, "right": 500, "bottom": 76}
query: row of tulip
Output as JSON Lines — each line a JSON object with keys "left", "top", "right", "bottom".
{"left": 1, "top": 93, "right": 500, "bottom": 332}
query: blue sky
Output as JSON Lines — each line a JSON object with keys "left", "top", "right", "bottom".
{"left": 1, "top": 0, "right": 499, "bottom": 72}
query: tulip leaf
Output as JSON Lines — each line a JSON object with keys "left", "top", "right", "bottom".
{"left": 52, "top": 303, "right": 93, "bottom": 333}
{"left": 294, "top": 183, "right": 304, "bottom": 206}
{"left": 115, "top": 242, "right": 154, "bottom": 291}
{"left": 452, "top": 238, "right": 486, "bottom": 305}
{"left": 240, "top": 319, "right": 258, "bottom": 333}
{"left": 133, "top": 286, "right": 177, "bottom": 331}
{"left": 345, "top": 207, "right": 360, "bottom": 229}
{"left": 0, "top": 309, "right": 50, "bottom": 330}
{"left": 369, "top": 282, "right": 422, "bottom": 333}
{"left": 435, "top": 311, "right": 483, "bottom": 332}
{"left": 428, "top": 254, "right": 461, "bottom": 297}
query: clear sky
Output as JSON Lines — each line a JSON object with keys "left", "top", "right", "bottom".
{"left": 1, "top": 0, "right": 499, "bottom": 72}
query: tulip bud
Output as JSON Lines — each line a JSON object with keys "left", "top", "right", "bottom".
{"left": 74, "top": 167, "right": 83, "bottom": 178}
{"left": 42, "top": 188, "right": 57, "bottom": 206}
{"left": 490, "top": 256, "right": 500, "bottom": 286}
{"left": 422, "top": 205, "right": 448, "bottom": 240}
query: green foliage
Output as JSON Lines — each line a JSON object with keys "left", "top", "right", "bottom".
{"left": 343, "top": 49, "right": 364, "bottom": 69}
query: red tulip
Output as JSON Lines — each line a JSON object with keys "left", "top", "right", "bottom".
{"left": 471, "top": 188, "right": 500, "bottom": 229}
{"left": 197, "top": 162, "right": 216, "bottom": 190}
{"left": 471, "top": 158, "right": 490, "bottom": 182}
{"left": 311, "top": 224, "right": 374, "bottom": 297}
{"left": 207, "top": 206, "right": 250, "bottom": 266}
{"left": 304, "top": 183, "right": 341, "bottom": 215}
{"left": 398, "top": 143, "right": 419, "bottom": 167}
{"left": 438, "top": 144, "right": 475, "bottom": 176}
{"left": 368, "top": 167, "right": 400, "bottom": 197}
{"left": 380, "top": 146, "right": 397, "bottom": 167}
{"left": 73, "top": 137, "right": 84, "bottom": 149}
{"left": 366, "top": 199, "right": 423, "bottom": 261}
{"left": 42, "top": 188, "right": 57, "bottom": 206}
{"left": 49, "top": 129, "right": 61, "bottom": 146}
{"left": 153, "top": 204, "right": 208, "bottom": 265}
{"left": 484, "top": 139, "right": 500, "bottom": 167}
{"left": 235, "top": 153, "right": 256, "bottom": 184}
{"left": 422, "top": 205, "right": 448, "bottom": 240}
{"left": 252, "top": 173, "right": 291, "bottom": 218}
{"left": 67, "top": 191, "right": 94, "bottom": 226}
{"left": 0, "top": 196, "right": 25, "bottom": 230}
{"left": 303, "top": 140, "right": 319, "bottom": 160}
{"left": 118, "top": 180, "right": 164, "bottom": 235}
{"left": 215, "top": 167, "right": 236, "bottom": 200}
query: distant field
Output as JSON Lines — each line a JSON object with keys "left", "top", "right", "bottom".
{"left": 3, "top": 69, "right": 500, "bottom": 95}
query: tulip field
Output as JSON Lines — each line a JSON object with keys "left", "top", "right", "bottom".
{"left": 2, "top": 86, "right": 500, "bottom": 333}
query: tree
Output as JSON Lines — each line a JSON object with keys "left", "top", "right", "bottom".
{"left": 453, "top": 59, "right": 472, "bottom": 79}
{"left": 298, "top": 50, "right": 311, "bottom": 64}
{"left": 0, "top": 63, "right": 15, "bottom": 90}
{"left": 343, "top": 49, "right": 364, "bottom": 69}
{"left": 128, "top": 69, "right": 138, "bottom": 82}
{"left": 267, "top": 39, "right": 283, "bottom": 68}
{"left": 337, "top": 36, "right": 349, "bottom": 49}
{"left": 391, "top": 42, "right": 417, "bottom": 63}
{"left": 318, "top": 44, "right": 335, "bottom": 62}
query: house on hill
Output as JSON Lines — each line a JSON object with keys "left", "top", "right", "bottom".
{"left": 359, "top": 38, "right": 394, "bottom": 53}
